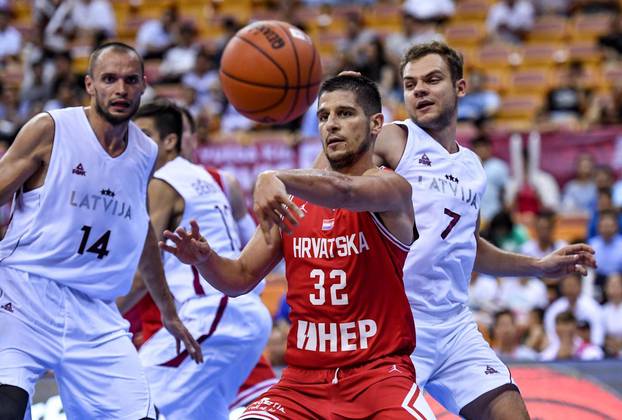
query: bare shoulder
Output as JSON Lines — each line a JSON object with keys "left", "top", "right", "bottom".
{"left": 149, "top": 177, "right": 179, "bottom": 200}
{"left": 374, "top": 123, "right": 408, "bottom": 169}
{"left": 13, "top": 113, "right": 55, "bottom": 158}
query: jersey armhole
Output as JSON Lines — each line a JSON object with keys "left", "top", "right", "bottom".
{"left": 392, "top": 122, "right": 410, "bottom": 173}
{"left": 369, "top": 212, "right": 413, "bottom": 252}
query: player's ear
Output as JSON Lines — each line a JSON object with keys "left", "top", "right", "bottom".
{"left": 369, "top": 112, "right": 384, "bottom": 137}
{"left": 163, "top": 133, "right": 179, "bottom": 153}
{"left": 84, "top": 74, "right": 95, "bottom": 96}
{"left": 456, "top": 78, "right": 466, "bottom": 98}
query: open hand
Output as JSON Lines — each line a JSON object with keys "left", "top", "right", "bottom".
{"left": 537, "top": 243, "right": 596, "bottom": 278}
{"left": 161, "top": 311, "right": 204, "bottom": 364}
{"left": 159, "top": 219, "right": 212, "bottom": 266}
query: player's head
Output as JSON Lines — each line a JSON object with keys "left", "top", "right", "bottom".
{"left": 134, "top": 100, "right": 183, "bottom": 169}
{"left": 85, "top": 42, "right": 146, "bottom": 125}
{"left": 316, "top": 74, "right": 383, "bottom": 170}
{"left": 399, "top": 42, "right": 465, "bottom": 131}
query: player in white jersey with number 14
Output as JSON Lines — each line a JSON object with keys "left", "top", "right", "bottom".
{"left": 372, "top": 42, "right": 597, "bottom": 419}
{"left": 0, "top": 43, "right": 201, "bottom": 420}
{"left": 118, "top": 100, "right": 272, "bottom": 419}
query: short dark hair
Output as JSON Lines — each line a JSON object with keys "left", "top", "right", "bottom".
{"left": 599, "top": 208, "right": 619, "bottom": 224}
{"left": 536, "top": 209, "right": 556, "bottom": 223}
{"left": 318, "top": 74, "right": 381, "bottom": 116}
{"left": 400, "top": 41, "right": 464, "bottom": 83}
{"left": 134, "top": 100, "right": 183, "bottom": 153}
{"left": 493, "top": 309, "right": 514, "bottom": 325}
{"left": 88, "top": 42, "right": 144, "bottom": 77}
{"left": 555, "top": 310, "right": 577, "bottom": 325}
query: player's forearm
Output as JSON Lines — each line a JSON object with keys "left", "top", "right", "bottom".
{"left": 139, "top": 226, "right": 177, "bottom": 317}
{"left": 474, "top": 236, "right": 541, "bottom": 277}
{"left": 273, "top": 169, "right": 368, "bottom": 210}
{"left": 194, "top": 252, "right": 260, "bottom": 297}
{"left": 116, "top": 273, "right": 148, "bottom": 314}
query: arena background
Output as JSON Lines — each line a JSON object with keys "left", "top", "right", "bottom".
{"left": 0, "top": 0, "right": 621, "bottom": 419}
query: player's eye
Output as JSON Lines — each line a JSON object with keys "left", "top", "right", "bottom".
{"left": 103, "top": 75, "right": 116, "bottom": 83}
{"left": 318, "top": 113, "right": 327, "bottom": 121}
{"left": 126, "top": 76, "right": 140, "bottom": 84}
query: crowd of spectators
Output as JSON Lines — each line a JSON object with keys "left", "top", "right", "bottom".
{"left": 1, "top": 0, "right": 622, "bottom": 365}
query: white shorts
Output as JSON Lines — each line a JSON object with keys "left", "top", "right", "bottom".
{"left": 139, "top": 292, "right": 272, "bottom": 419}
{"left": 0, "top": 266, "right": 156, "bottom": 420}
{"left": 411, "top": 306, "right": 515, "bottom": 415}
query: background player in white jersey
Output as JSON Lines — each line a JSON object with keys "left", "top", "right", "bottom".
{"left": 0, "top": 43, "right": 201, "bottom": 420}
{"left": 372, "top": 42, "right": 597, "bottom": 419}
{"left": 123, "top": 100, "right": 272, "bottom": 419}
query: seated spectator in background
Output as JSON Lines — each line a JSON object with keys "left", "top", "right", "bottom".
{"left": 71, "top": 0, "right": 116, "bottom": 40}
{"left": 135, "top": 4, "right": 179, "bottom": 59}
{"left": 499, "top": 276, "right": 548, "bottom": 324}
{"left": 492, "top": 310, "right": 538, "bottom": 361}
{"left": 612, "top": 173, "right": 622, "bottom": 208}
{"left": 541, "top": 311, "right": 604, "bottom": 360}
{"left": 336, "top": 11, "right": 377, "bottom": 70}
{"left": 182, "top": 49, "right": 219, "bottom": 109}
{"left": 0, "top": 7, "right": 21, "bottom": 60}
{"left": 545, "top": 272, "right": 605, "bottom": 347}
{"left": 0, "top": 83, "right": 29, "bottom": 139}
{"left": 458, "top": 69, "right": 501, "bottom": 124}
{"left": 533, "top": 0, "right": 571, "bottom": 15}
{"left": 540, "top": 62, "right": 590, "bottom": 130}
{"left": 214, "top": 16, "right": 242, "bottom": 63}
{"left": 599, "top": 12, "right": 622, "bottom": 58}
{"left": 589, "top": 209, "right": 622, "bottom": 287}
{"left": 571, "top": 0, "right": 619, "bottom": 15}
{"left": 486, "top": 0, "right": 534, "bottom": 44}
{"left": 587, "top": 188, "right": 622, "bottom": 238}
{"left": 506, "top": 137, "right": 561, "bottom": 215}
{"left": 43, "top": 77, "right": 83, "bottom": 111}
{"left": 471, "top": 135, "right": 509, "bottom": 223}
{"left": 20, "top": 59, "right": 49, "bottom": 115}
{"left": 523, "top": 307, "right": 549, "bottom": 354}
{"left": 483, "top": 210, "right": 530, "bottom": 253}
{"left": 562, "top": 153, "right": 597, "bottom": 213}
{"left": 603, "top": 274, "right": 622, "bottom": 358}
{"left": 401, "top": 0, "right": 455, "bottom": 24}
{"left": 160, "top": 21, "right": 200, "bottom": 82}
{"left": 521, "top": 210, "right": 568, "bottom": 259}
{"left": 384, "top": 7, "right": 444, "bottom": 65}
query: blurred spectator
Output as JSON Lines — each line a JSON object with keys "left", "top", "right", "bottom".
{"left": 160, "top": 21, "right": 200, "bottom": 82}
{"left": 491, "top": 310, "right": 538, "bottom": 360}
{"left": 471, "top": 135, "right": 509, "bottom": 223}
{"left": 499, "top": 276, "right": 548, "bottom": 324}
{"left": 469, "top": 272, "right": 503, "bottom": 316}
{"left": 385, "top": 8, "right": 444, "bottom": 65}
{"left": 588, "top": 209, "right": 622, "bottom": 284}
{"left": 533, "top": 0, "right": 571, "bottom": 15}
{"left": 612, "top": 173, "right": 622, "bottom": 208}
{"left": 603, "top": 272, "right": 622, "bottom": 336}
{"left": 521, "top": 210, "right": 567, "bottom": 258}
{"left": 351, "top": 36, "right": 390, "bottom": 84}
{"left": 71, "top": 0, "right": 116, "bottom": 38}
{"left": 598, "top": 12, "right": 622, "bottom": 58}
{"left": 541, "top": 311, "right": 604, "bottom": 360}
{"left": 336, "top": 11, "right": 377, "bottom": 69}
{"left": 182, "top": 49, "right": 219, "bottom": 109}
{"left": 571, "top": 0, "right": 619, "bottom": 15}
{"left": 561, "top": 153, "right": 597, "bottom": 213}
{"left": 457, "top": 69, "right": 501, "bottom": 123}
{"left": 587, "top": 187, "right": 622, "bottom": 239}
{"left": 0, "top": 83, "right": 29, "bottom": 139}
{"left": 214, "top": 16, "right": 242, "bottom": 63}
{"left": 135, "top": 5, "right": 179, "bottom": 59}
{"left": 506, "top": 136, "right": 561, "bottom": 214}
{"left": 523, "top": 307, "right": 549, "bottom": 353}
{"left": 20, "top": 59, "right": 49, "bottom": 115}
{"left": 540, "top": 62, "right": 590, "bottom": 130}
{"left": 486, "top": 0, "right": 535, "bottom": 44}
{"left": 401, "top": 0, "right": 455, "bottom": 24}
{"left": 0, "top": 7, "right": 22, "bottom": 60}
{"left": 41, "top": 0, "right": 76, "bottom": 53}
{"left": 43, "top": 77, "right": 83, "bottom": 111}
{"left": 544, "top": 272, "right": 605, "bottom": 346}
{"left": 483, "top": 210, "right": 530, "bottom": 253}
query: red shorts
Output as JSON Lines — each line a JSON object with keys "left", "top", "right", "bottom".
{"left": 239, "top": 354, "right": 435, "bottom": 420}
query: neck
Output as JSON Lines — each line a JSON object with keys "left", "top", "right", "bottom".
{"left": 85, "top": 106, "right": 129, "bottom": 156}
{"left": 155, "top": 153, "right": 179, "bottom": 171}
{"left": 423, "top": 120, "right": 459, "bottom": 153}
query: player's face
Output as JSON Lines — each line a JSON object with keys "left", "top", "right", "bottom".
{"left": 85, "top": 50, "right": 145, "bottom": 125}
{"left": 317, "top": 90, "right": 382, "bottom": 170}
{"left": 402, "top": 54, "right": 465, "bottom": 131}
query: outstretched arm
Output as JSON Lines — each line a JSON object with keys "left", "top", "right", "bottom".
{"left": 160, "top": 219, "right": 283, "bottom": 297}
{"left": 253, "top": 167, "right": 413, "bottom": 239}
{"left": 474, "top": 216, "right": 596, "bottom": 277}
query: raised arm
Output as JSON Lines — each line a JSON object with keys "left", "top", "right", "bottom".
{"left": 253, "top": 167, "right": 414, "bottom": 243}
{"left": 0, "top": 113, "right": 54, "bottom": 205}
{"left": 474, "top": 215, "right": 596, "bottom": 277}
{"left": 160, "top": 220, "right": 283, "bottom": 297}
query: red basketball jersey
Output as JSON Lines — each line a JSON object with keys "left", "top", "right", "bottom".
{"left": 281, "top": 197, "right": 416, "bottom": 369}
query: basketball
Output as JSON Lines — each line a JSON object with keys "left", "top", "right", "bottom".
{"left": 219, "top": 20, "right": 323, "bottom": 124}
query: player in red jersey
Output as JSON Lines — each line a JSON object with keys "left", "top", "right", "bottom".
{"left": 160, "top": 75, "right": 436, "bottom": 419}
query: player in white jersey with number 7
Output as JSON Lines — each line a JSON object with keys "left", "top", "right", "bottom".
{"left": 0, "top": 43, "right": 201, "bottom": 420}
{"left": 330, "top": 42, "right": 597, "bottom": 419}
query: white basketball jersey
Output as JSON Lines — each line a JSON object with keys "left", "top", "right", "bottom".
{"left": 155, "top": 157, "right": 244, "bottom": 303}
{"left": 0, "top": 107, "right": 157, "bottom": 301}
{"left": 393, "top": 119, "right": 487, "bottom": 318}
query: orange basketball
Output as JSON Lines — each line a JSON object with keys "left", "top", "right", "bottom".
{"left": 219, "top": 20, "right": 323, "bottom": 124}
